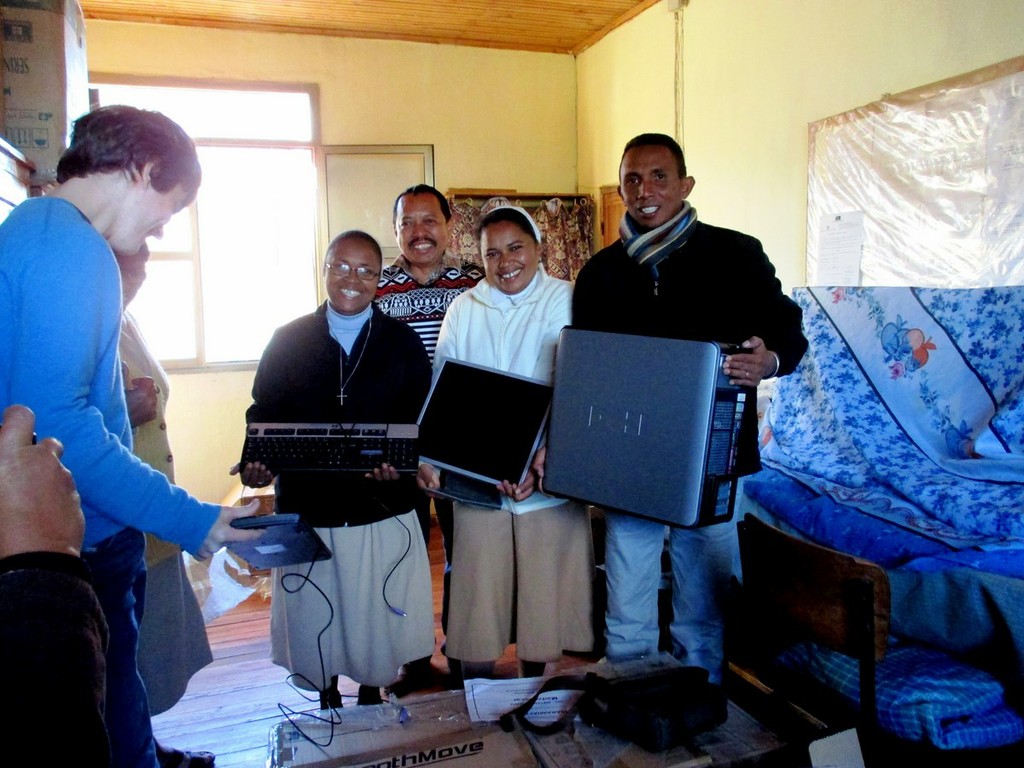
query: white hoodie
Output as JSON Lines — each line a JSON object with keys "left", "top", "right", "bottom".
{"left": 434, "top": 266, "right": 571, "bottom": 383}
{"left": 433, "top": 266, "right": 572, "bottom": 513}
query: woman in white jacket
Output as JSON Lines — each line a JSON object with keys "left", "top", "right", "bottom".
{"left": 418, "top": 205, "right": 594, "bottom": 681}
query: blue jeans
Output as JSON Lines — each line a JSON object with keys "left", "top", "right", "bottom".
{"left": 82, "top": 527, "right": 158, "bottom": 768}
{"left": 603, "top": 510, "right": 738, "bottom": 684}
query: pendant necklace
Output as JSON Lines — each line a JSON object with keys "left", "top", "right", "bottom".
{"left": 337, "top": 315, "right": 371, "bottom": 406}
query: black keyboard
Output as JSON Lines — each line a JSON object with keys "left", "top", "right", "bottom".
{"left": 240, "top": 423, "right": 419, "bottom": 473}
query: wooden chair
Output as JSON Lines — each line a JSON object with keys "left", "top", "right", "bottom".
{"left": 729, "top": 513, "right": 890, "bottom": 732}
{"left": 730, "top": 514, "right": 1024, "bottom": 767}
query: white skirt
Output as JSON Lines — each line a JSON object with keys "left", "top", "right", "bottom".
{"left": 270, "top": 510, "right": 434, "bottom": 689}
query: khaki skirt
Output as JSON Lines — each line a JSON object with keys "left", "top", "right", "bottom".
{"left": 270, "top": 510, "right": 434, "bottom": 689}
{"left": 446, "top": 500, "right": 594, "bottom": 663}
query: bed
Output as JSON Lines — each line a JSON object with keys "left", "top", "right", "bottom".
{"left": 740, "top": 285, "right": 1024, "bottom": 749}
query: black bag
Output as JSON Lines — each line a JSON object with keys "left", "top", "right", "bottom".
{"left": 501, "top": 666, "right": 727, "bottom": 753}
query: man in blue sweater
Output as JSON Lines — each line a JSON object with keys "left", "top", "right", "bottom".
{"left": 0, "top": 105, "right": 261, "bottom": 768}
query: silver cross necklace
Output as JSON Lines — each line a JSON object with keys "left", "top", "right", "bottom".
{"left": 337, "top": 315, "right": 372, "bottom": 406}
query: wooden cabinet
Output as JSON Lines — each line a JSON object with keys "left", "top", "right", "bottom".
{"left": 600, "top": 184, "right": 624, "bottom": 249}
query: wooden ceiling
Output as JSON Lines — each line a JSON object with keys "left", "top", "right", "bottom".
{"left": 79, "top": 0, "right": 665, "bottom": 55}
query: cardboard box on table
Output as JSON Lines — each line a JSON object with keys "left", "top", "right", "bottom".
{"left": 267, "top": 691, "right": 537, "bottom": 768}
{"left": 1, "top": 0, "right": 88, "bottom": 185}
{"left": 267, "top": 657, "right": 789, "bottom": 768}
{"left": 0, "top": 5, "right": 5, "bottom": 127}
{"left": 526, "top": 700, "right": 787, "bottom": 768}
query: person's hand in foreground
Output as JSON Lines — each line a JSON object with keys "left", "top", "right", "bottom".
{"left": 0, "top": 404, "right": 84, "bottom": 559}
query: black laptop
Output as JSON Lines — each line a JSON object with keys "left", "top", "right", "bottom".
{"left": 417, "top": 359, "right": 553, "bottom": 509}
{"left": 544, "top": 329, "right": 746, "bottom": 528}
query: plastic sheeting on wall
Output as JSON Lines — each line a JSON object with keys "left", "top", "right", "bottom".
{"left": 806, "top": 56, "right": 1024, "bottom": 288}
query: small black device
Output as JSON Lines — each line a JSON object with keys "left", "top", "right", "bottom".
{"left": 503, "top": 665, "right": 726, "bottom": 752}
{"left": 718, "top": 342, "right": 750, "bottom": 356}
{"left": 227, "top": 513, "right": 332, "bottom": 569}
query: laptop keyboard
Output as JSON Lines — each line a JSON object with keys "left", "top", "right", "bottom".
{"left": 240, "top": 423, "right": 419, "bottom": 473}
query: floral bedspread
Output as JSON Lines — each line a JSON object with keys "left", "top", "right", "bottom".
{"left": 760, "top": 286, "right": 1024, "bottom": 548}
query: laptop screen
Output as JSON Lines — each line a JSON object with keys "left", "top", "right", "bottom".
{"left": 417, "top": 358, "right": 552, "bottom": 485}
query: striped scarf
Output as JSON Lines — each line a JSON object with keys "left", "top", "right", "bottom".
{"left": 620, "top": 201, "right": 698, "bottom": 282}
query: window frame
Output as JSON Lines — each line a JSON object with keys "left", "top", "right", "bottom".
{"left": 89, "top": 74, "right": 321, "bottom": 372}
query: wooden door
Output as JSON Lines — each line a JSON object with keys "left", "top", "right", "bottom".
{"left": 320, "top": 145, "right": 434, "bottom": 266}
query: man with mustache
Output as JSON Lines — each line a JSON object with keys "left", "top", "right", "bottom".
{"left": 375, "top": 184, "right": 484, "bottom": 693}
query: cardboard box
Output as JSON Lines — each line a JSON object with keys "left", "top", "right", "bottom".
{"left": 504, "top": 656, "right": 789, "bottom": 768}
{"left": 527, "top": 723, "right": 712, "bottom": 768}
{"left": 526, "top": 702, "right": 788, "bottom": 768}
{"left": 267, "top": 664, "right": 790, "bottom": 768}
{"left": 1, "top": 0, "right": 88, "bottom": 184}
{"left": 0, "top": 6, "right": 6, "bottom": 130}
{"left": 267, "top": 691, "right": 539, "bottom": 768}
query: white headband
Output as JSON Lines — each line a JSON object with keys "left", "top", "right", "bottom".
{"left": 483, "top": 204, "right": 543, "bottom": 243}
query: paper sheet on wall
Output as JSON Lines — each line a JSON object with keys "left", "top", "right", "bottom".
{"left": 814, "top": 211, "right": 864, "bottom": 285}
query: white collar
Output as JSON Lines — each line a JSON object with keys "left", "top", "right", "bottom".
{"left": 485, "top": 269, "right": 541, "bottom": 307}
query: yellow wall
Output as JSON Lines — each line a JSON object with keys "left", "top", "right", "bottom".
{"left": 87, "top": 2, "right": 1024, "bottom": 500}
{"left": 162, "top": 369, "right": 255, "bottom": 503}
{"left": 576, "top": 7, "right": 679, "bottom": 202}
{"left": 577, "top": 0, "right": 1024, "bottom": 291}
{"left": 85, "top": 20, "right": 578, "bottom": 501}
{"left": 86, "top": 21, "right": 577, "bottom": 193}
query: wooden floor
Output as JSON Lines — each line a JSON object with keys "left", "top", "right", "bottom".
{"left": 151, "top": 590, "right": 309, "bottom": 766}
{"left": 151, "top": 515, "right": 598, "bottom": 766}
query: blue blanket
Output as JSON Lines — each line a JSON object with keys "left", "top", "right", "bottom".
{"left": 777, "top": 640, "right": 1024, "bottom": 749}
{"left": 747, "top": 286, "right": 1024, "bottom": 749}
{"left": 745, "top": 470, "right": 1024, "bottom": 687}
{"left": 760, "top": 286, "right": 1024, "bottom": 549}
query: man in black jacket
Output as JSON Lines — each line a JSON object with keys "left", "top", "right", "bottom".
{"left": 573, "top": 133, "right": 807, "bottom": 684}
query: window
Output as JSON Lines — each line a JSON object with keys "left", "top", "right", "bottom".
{"left": 90, "top": 81, "right": 319, "bottom": 366}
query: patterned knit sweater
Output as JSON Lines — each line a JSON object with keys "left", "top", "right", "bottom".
{"left": 375, "top": 255, "right": 484, "bottom": 362}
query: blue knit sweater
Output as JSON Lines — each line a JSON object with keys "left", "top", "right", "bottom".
{"left": 0, "top": 197, "right": 216, "bottom": 552}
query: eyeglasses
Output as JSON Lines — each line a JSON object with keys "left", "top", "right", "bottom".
{"left": 324, "top": 262, "right": 380, "bottom": 281}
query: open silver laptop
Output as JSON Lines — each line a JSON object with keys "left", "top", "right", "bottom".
{"left": 417, "top": 358, "right": 552, "bottom": 509}
{"left": 544, "top": 329, "right": 746, "bottom": 528}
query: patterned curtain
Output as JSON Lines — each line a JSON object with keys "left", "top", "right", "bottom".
{"left": 448, "top": 198, "right": 485, "bottom": 267}
{"left": 447, "top": 195, "right": 594, "bottom": 280}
